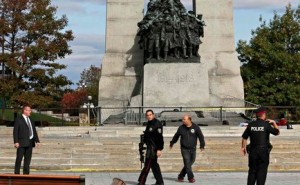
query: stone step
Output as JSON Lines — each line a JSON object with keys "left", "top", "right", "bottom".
{"left": 2, "top": 155, "right": 299, "bottom": 166}
{"left": 1, "top": 140, "right": 298, "bottom": 149}
{"left": 1, "top": 136, "right": 298, "bottom": 146}
{"left": 1, "top": 162, "right": 297, "bottom": 172}
{"left": 1, "top": 126, "right": 299, "bottom": 138}
{"left": 0, "top": 126, "right": 299, "bottom": 171}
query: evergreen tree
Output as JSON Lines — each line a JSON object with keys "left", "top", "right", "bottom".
{"left": 237, "top": 4, "right": 300, "bottom": 106}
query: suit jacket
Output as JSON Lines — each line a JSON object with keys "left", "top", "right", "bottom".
{"left": 13, "top": 116, "right": 40, "bottom": 147}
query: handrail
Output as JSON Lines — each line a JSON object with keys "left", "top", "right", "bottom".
{"left": 222, "top": 94, "right": 260, "bottom": 107}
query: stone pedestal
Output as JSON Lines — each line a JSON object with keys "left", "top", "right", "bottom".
{"left": 98, "top": 0, "right": 144, "bottom": 108}
{"left": 143, "top": 63, "right": 210, "bottom": 107}
{"left": 197, "top": 0, "right": 244, "bottom": 106}
{"left": 97, "top": 0, "right": 144, "bottom": 122}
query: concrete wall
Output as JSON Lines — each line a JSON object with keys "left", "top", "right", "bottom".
{"left": 98, "top": 0, "right": 144, "bottom": 108}
{"left": 197, "top": 0, "right": 244, "bottom": 106}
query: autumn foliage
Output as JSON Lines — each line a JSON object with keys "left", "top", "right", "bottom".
{"left": 0, "top": 0, "right": 74, "bottom": 108}
{"left": 61, "top": 90, "right": 88, "bottom": 109}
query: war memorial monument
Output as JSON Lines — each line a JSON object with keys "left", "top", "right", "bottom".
{"left": 98, "top": 0, "right": 244, "bottom": 117}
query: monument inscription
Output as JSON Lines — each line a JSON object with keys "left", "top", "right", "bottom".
{"left": 143, "top": 63, "right": 210, "bottom": 107}
{"left": 156, "top": 72, "right": 195, "bottom": 83}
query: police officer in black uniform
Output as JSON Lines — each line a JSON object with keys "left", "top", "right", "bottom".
{"left": 138, "top": 109, "right": 164, "bottom": 185}
{"left": 170, "top": 115, "right": 205, "bottom": 183}
{"left": 241, "top": 107, "right": 280, "bottom": 185}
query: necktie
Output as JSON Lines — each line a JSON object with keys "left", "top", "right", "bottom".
{"left": 26, "top": 117, "right": 33, "bottom": 138}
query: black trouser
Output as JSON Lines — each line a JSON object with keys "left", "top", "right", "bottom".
{"left": 138, "top": 146, "right": 163, "bottom": 184}
{"left": 14, "top": 142, "right": 33, "bottom": 174}
{"left": 178, "top": 148, "right": 196, "bottom": 180}
{"left": 247, "top": 146, "right": 269, "bottom": 185}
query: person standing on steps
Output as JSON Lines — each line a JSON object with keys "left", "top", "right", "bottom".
{"left": 13, "top": 105, "right": 40, "bottom": 174}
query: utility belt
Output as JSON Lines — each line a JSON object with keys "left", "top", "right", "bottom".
{"left": 146, "top": 141, "right": 158, "bottom": 159}
{"left": 146, "top": 145, "right": 157, "bottom": 159}
{"left": 246, "top": 143, "right": 273, "bottom": 154}
{"left": 181, "top": 145, "right": 196, "bottom": 150}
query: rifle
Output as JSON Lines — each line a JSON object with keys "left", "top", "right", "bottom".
{"left": 139, "top": 134, "right": 146, "bottom": 169}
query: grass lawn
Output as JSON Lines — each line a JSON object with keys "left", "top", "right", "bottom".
{"left": 0, "top": 109, "right": 79, "bottom": 126}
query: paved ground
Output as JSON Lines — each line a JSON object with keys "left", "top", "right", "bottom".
{"left": 1, "top": 171, "right": 299, "bottom": 185}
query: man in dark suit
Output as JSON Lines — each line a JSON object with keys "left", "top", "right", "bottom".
{"left": 13, "top": 105, "right": 40, "bottom": 174}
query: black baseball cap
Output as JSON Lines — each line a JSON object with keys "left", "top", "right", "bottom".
{"left": 254, "top": 107, "right": 267, "bottom": 115}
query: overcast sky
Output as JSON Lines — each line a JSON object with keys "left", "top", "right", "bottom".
{"left": 51, "top": 0, "right": 299, "bottom": 88}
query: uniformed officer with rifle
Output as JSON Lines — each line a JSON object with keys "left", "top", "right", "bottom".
{"left": 137, "top": 109, "right": 164, "bottom": 185}
{"left": 241, "top": 107, "right": 280, "bottom": 185}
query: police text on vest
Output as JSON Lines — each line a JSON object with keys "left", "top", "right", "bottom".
{"left": 251, "top": 127, "right": 264, "bottom": 131}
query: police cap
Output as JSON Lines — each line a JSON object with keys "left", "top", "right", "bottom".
{"left": 254, "top": 107, "right": 267, "bottom": 115}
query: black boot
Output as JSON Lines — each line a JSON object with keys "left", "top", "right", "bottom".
{"left": 194, "top": 46, "right": 200, "bottom": 57}
{"left": 155, "top": 49, "right": 160, "bottom": 60}
{"left": 189, "top": 48, "right": 193, "bottom": 58}
{"left": 174, "top": 48, "right": 180, "bottom": 58}
{"left": 146, "top": 51, "right": 153, "bottom": 62}
{"left": 163, "top": 51, "right": 168, "bottom": 61}
{"left": 182, "top": 49, "right": 188, "bottom": 59}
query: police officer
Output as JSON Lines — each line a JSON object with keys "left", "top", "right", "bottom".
{"left": 241, "top": 107, "right": 280, "bottom": 185}
{"left": 170, "top": 115, "right": 205, "bottom": 183}
{"left": 137, "top": 109, "right": 164, "bottom": 185}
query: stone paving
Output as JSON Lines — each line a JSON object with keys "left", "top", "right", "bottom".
{"left": 1, "top": 171, "right": 299, "bottom": 185}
